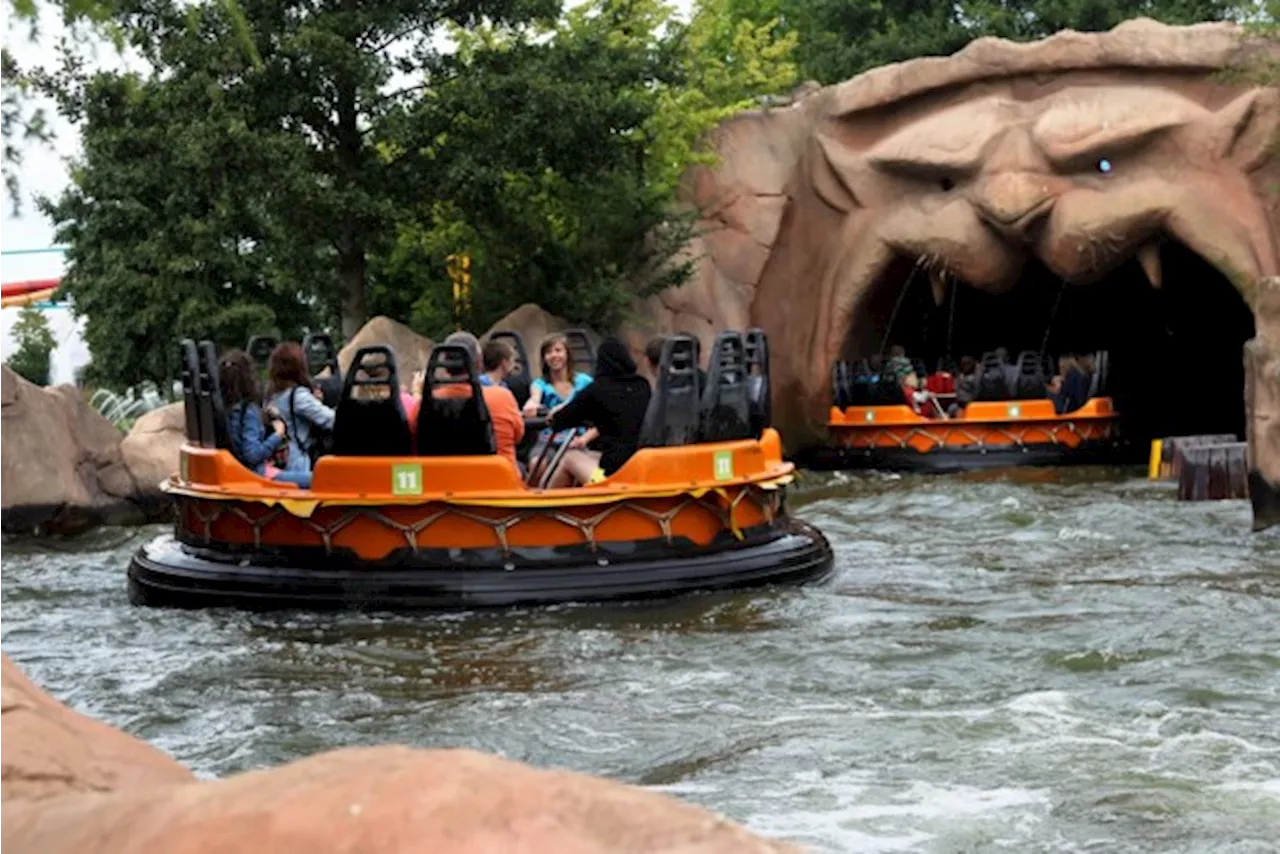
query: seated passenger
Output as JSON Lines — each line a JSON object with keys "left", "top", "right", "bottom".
{"left": 431, "top": 332, "right": 525, "bottom": 469}
{"left": 522, "top": 332, "right": 592, "bottom": 416}
{"left": 218, "top": 349, "right": 310, "bottom": 487}
{"left": 885, "top": 345, "right": 913, "bottom": 383}
{"left": 267, "top": 341, "right": 336, "bottom": 474}
{"left": 644, "top": 336, "right": 666, "bottom": 386}
{"left": 867, "top": 353, "right": 884, "bottom": 382}
{"left": 479, "top": 338, "right": 527, "bottom": 468}
{"left": 546, "top": 338, "right": 651, "bottom": 487}
{"left": 994, "top": 347, "right": 1019, "bottom": 397}
{"left": 951, "top": 355, "right": 980, "bottom": 416}
{"left": 901, "top": 372, "right": 946, "bottom": 419}
{"left": 1051, "top": 355, "right": 1089, "bottom": 414}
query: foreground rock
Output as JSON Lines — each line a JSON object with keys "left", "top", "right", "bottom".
{"left": 1, "top": 655, "right": 800, "bottom": 853}
{"left": 0, "top": 366, "right": 167, "bottom": 533}
{"left": 338, "top": 315, "right": 434, "bottom": 384}
{"left": 1247, "top": 276, "right": 1280, "bottom": 530}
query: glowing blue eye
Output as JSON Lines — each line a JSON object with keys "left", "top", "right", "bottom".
{"left": 1096, "top": 158, "right": 1113, "bottom": 174}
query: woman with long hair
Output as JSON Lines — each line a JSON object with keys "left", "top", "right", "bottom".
{"left": 266, "top": 341, "right": 335, "bottom": 482}
{"left": 521, "top": 333, "right": 593, "bottom": 416}
{"left": 219, "top": 350, "right": 309, "bottom": 487}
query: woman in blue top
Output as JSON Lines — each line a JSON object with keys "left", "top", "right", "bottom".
{"left": 218, "top": 350, "right": 310, "bottom": 487}
{"left": 266, "top": 341, "right": 336, "bottom": 485}
{"left": 522, "top": 333, "right": 593, "bottom": 416}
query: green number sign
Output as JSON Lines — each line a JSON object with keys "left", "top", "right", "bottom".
{"left": 713, "top": 450, "right": 734, "bottom": 481}
{"left": 391, "top": 463, "right": 423, "bottom": 496}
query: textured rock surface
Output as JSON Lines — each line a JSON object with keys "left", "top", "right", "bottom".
{"left": 630, "top": 18, "right": 1279, "bottom": 461}
{"left": 1, "top": 656, "right": 799, "bottom": 854}
{"left": 0, "top": 366, "right": 152, "bottom": 532}
{"left": 1, "top": 655, "right": 193, "bottom": 802}
{"left": 1247, "top": 276, "right": 1280, "bottom": 530}
{"left": 119, "top": 402, "right": 186, "bottom": 497}
{"left": 483, "top": 302, "right": 598, "bottom": 376}
{"left": 338, "top": 315, "right": 434, "bottom": 386}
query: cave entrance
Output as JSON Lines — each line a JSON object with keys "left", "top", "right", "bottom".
{"left": 844, "top": 241, "right": 1256, "bottom": 442}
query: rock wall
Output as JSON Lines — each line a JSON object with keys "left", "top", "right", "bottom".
{"left": 0, "top": 367, "right": 171, "bottom": 534}
{"left": 1, "top": 655, "right": 800, "bottom": 853}
{"left": 626, "top": 18, "right": 1280, "bottom": 527}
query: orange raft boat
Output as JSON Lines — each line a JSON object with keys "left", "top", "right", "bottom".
{"left": 128, "top": 333, "right": 833, "bottom": 610}
{"left": 802, "top": 353, "right": 1128, "bottom": 472}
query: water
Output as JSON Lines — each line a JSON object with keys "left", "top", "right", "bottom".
{"left": 4, "top": 468, "right": 1278, "bottom": 852}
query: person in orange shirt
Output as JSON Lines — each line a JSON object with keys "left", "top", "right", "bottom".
{"left": 478, "top": 338, "right": 525, "bottom": 468}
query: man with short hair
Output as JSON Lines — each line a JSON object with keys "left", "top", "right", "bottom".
{"left": 482, "top": 339, "right": 515, "bottom": 388}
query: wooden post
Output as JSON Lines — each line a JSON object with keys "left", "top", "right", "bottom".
{"left": 1176, "top": 442, "right": 1250, "bottom": 501}
{"left": 1156, "top": 434, "right": 1238, "bottom": 480}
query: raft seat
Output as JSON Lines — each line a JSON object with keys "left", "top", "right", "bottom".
{"left": 745, "top": 328, "right": 771, "bottom": 437}
{"left": 246, "top": 335, "right": 278, "bottom": 373}
{"left": 302, "top": 332, "right": 343, "bottom": 409}
{"left": 417, "top": 344, "right": 496, "bottom": 457}
{"left": 699, "top": 331, "right": 752, "bottom": 443}
{"left": 331, "top": 345, "right": 413, "bottom": 457}
{"left": 197, "top": 340, "right": 231, "bottom": 450}
{"left": 179, "top": 338, "right": 201, "bottom": 445}
{"left": 640, "top": 334, "right": 700, "bottom": 447}
{"left": 977, "top": 352, "right": 1009, "bottom": 401}
{"left": 565, "top": 328, "right": 596, "bottom": 377}
{"left": 1015, "top": 350, "right": 1047, "bottom": 399}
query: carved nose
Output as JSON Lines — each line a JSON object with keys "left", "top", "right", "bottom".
{"left": 974, "top": 173, "right": 1056, "bottom": 241}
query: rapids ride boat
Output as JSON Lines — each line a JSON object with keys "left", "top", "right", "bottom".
{"left": 129, "top": 330, "right": 832, "bottom": 610}
{"left": 804, "top": 350, "right": 1126, "bottom": 472}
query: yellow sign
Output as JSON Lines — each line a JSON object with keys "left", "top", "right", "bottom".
{"left": 446, "top": 253, "right": 472, "bottom": 330}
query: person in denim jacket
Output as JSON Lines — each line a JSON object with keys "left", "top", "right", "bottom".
{"left": 218, "top": 350, "right": 310, "bottom": 487}
{"left": 266, "top": 342, "right": 336, "bottom": 485}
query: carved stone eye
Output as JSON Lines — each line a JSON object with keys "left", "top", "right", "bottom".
{"left": 1096, "top": 158, "right": 1113, "bottom": 174}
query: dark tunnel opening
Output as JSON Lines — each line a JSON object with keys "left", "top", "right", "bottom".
{"left": 844, "top": 241, "right": 1256, "bottom": 443}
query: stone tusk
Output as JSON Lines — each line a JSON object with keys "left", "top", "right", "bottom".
{"left": 929, "top": 268, "right": 948, "bottom": 306}
{"left": 1137, "top": 243, "right": 1162, "bottom": 289}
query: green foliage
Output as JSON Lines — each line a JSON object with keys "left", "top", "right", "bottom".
{"left": 723, "top": 0, "right": 1257, "bottom": 84}
{"left": 5, "top": 305, "right": 57, "bottom": 386}
{"left": 374, "top": 0, "right": 797, "bottom": 336}
{"left": 40, "top": 0, "right": 561, "bottom": 389}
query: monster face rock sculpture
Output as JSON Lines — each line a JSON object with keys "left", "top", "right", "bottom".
{"left": 634, "top": 19, "right": 1279, "bottom": 526}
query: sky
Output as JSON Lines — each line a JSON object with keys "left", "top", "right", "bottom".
{"left": 1, "top": 0, "right": 697, "bottom": 273}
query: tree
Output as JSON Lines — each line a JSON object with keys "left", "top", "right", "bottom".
{"left": 40, "top": 0, "right": 557, "bottom": 389}
{"left": 372, "top": 0, "right": 798, "bottom": 338}
{"left": 2, "top": 0, "right": 259, "bottom": 211}
{"left": 5, "top": 305, "right": 57, "bottom": 386}
{"left": 722, "top": 0, "right": 1257, "bottom": 84}
{"left": 39, "top": 0, "right": 796, "bottom": 387}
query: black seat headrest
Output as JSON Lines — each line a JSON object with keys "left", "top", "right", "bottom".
{"left": 332, "top": 346, "right": 413, "bottom": 457}
{"left": 699, "top": 331, "right": 752, "bottom": 442}
{"left": 417, "top": 344, "right": 496, "bottom": 457}
{"left": 639, "top": 334, "right": 700, "bottom": 447}
{"left": 564, "top": 329, "right": 596, "bottom": 377}
{"left": 197, "top": 340, "right": 230, "bottom": 449}
{"left": 179, "top": 338, "right": 200, "bottom": 444}
{"left": 745, "top": 328, "right": 771, "bottom": 436}
{"left": 246, "top": 335, "right": 278, "bottom": 370}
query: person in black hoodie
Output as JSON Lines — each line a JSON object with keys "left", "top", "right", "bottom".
{"left": 547, "top": 337, "right": 652, "bottom": 486}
